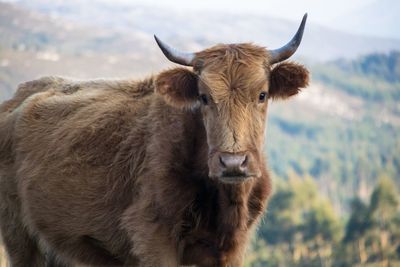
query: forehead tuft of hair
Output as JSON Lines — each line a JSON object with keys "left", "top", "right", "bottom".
{"left": 194, "top": 43, "right": 269, "bottom": 102}
{"left": 194, "top": 43, "right": 269, "bottom": 69}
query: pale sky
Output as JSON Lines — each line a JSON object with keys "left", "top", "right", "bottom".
{"left": 105, "top": 0, "right": 375, "bottom": 26}
{"left": 5, "top": 0, "right": 397, "bottom": 38}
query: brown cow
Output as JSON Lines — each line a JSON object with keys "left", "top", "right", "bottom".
{"left": 0, "top": 15, "right": 309, "bottom": 267}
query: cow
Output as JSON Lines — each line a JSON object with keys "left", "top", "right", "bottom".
{"left": 0, "top": 14, "right": 309, "bottom": 267}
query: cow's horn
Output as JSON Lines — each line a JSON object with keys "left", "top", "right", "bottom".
{"left": 269, "top": 13, "right": 308, "bottom": 64}
{"left": 154, "top": 35, "right": 195, "bottom": 66}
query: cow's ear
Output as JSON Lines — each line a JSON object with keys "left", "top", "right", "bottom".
{"left": 155, "top": 67, "right": 199, "bottom": 109}
{"left": 269, "top": 62, "right": 309, "bottom": 100}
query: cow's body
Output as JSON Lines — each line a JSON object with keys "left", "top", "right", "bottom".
{"left": 0, "top": 76, "right": 270, "bottom": 266}
{"left": 0, "top": 14, "right": 310, "bottom": 267}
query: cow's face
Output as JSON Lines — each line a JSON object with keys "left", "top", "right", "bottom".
{"left": 155, "top": 14, "right": 308, "bottom": 183}
{"left": 156, "top": 44, "right": 309, "bottom": 183}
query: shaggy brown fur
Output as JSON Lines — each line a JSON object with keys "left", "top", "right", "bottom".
{"left": 0, "top": 43, "right": 309, "bottom": 267}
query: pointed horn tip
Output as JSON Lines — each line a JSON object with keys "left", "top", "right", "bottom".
{"left": 269, "top": 12, "right": 308, "bottom": 64}
{"left": 302, "top": 13, "right": 308, "bottom": 25}
{"left": 297, "top": 13, "right": 308, "bottom": 39}
{"left": 154, "top": 35, "right": 162, "bottom": 47}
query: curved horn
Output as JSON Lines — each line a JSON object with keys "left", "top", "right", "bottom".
{"left": 269, "top": 13, "right": 308, "bottom": 64}
{"left": 154, "top": 35, "right": 195, "bottom": 66}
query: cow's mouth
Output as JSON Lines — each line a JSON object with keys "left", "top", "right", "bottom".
{"left": 218, "top": 172, "right": 254, "bottom": 184}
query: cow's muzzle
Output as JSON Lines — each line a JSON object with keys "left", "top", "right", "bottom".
{"left": 208, "top": 151, "right": 260, "bottom": 183}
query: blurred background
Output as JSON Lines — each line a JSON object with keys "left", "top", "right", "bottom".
{"left": 0, "top": 0, "right": 399, "bottom": 266}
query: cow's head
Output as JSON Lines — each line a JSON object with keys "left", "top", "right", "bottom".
{"left": 155, "top": 14, "right": 309, "bottom": 183}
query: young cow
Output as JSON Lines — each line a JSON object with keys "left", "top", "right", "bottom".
{"left": 0, "top": 15, "right": 309, "bottom": 267}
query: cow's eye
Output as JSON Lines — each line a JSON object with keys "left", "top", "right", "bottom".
{"left": 259, "top": 92, "right": 268, "bottom": 103}
{"left": 200, "top": 94, "right": 208, "bottom": 105}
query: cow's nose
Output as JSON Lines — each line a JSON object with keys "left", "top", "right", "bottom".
{"left": 219, "top": 152, "right": 248, "bottom": 176}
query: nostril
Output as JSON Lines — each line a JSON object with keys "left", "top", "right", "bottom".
{"left": 218, "top": 153, "right": 248, "bottom": 171}
{"left": 219, "top": 156, "right": 226, "bottom": 167}
{"left": 241, "top": 155, "right": 248, "bottom": 167}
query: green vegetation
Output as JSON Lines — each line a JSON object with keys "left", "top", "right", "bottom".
{"left": 313, "top": 51, "right": 400, "bottom": 106}
{"left": 246, "top": 175, "right": 400, "bottom": 267}
{"left": 267, "top": 114, "right": 400, "bottom": 211}
{"left": 266, "top": 51, "right": 400, "bottom": 208}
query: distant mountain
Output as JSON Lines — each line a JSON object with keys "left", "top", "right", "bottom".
{"left": 0, "top": 1, "right": 170, "bottom": 100}
{"left": 0, "top": 2, "right": 161, "bottom": 57}
{"left": 331, "top": 0, "right": 400, "bottom": 39}
{"left": 10, "top": 0, "right": 400, "bottom": 62}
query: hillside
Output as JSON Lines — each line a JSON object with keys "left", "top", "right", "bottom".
{"left": 13, "top": 0, "right": 400, "bottom": 62}
{"left": 0, "top": 1, "right": 170, "bottom": 100}
{"left": 253, "top": 53, "right": 400, "bottom": 266}
{"left": 268, "top": 51, "right": 400, "bottom": 206}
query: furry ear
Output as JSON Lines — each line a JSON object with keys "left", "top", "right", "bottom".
{"left": 269, "top": 62, "right": 309, "bottom": 99}
{"left": 155, "top": 67, "right": 199, "bottom": 109}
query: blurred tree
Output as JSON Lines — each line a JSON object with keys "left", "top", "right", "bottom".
{"left": 335, "top": 175, "right": 400, "bottom": 267}
{"left": 257, "top": 176, "right": 341, "bottom": 267}
{"left": 368, "top": 175, "right": 400, "bottom": 264}
{"left": 343, "top": 197, "right": 372, "bottom": 265}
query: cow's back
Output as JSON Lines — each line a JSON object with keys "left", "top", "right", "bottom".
{"left": 1, "top": 76, "right": 154, "bottom": 167}
{"left": 0, "top": 76, "right": 155, "bottom": 263}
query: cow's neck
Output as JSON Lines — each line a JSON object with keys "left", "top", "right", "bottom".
{"left": 189, "top": 114, "right": 253, "bottom": 233}
{"left": 216, "top": 183, "right": 252, "bottom": 232}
